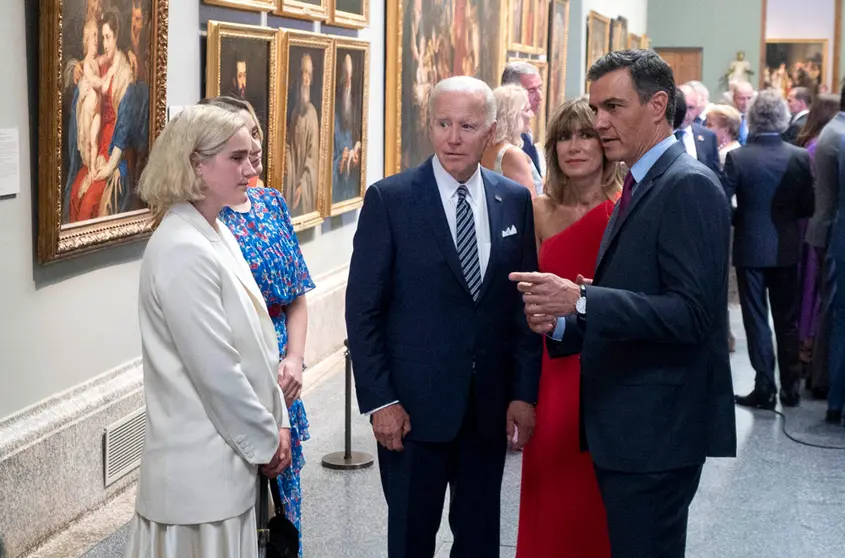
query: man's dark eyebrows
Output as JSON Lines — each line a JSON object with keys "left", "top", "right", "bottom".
{"left": 601, "top": 97, "right": 627, "bottom": 106}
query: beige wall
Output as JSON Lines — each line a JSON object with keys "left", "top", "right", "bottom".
{"left": 0, "top": 1, "right": 385, "bottom": 420}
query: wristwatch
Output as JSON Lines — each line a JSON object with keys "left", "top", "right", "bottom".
{"left": 575, "top": 284, "right": 587, "bottom": 318}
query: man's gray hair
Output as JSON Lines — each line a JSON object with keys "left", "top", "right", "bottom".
{"left": 748, "top": 89, "right": 790, "bottom": 135}
{"left": 501, "top": 61, "right": 540, "bottom": 86}
{"left": 429, "top": 76, "right": 497, "bottom": 127}
{"left": 685, "top": 80, "right": 710, "bottom": 104}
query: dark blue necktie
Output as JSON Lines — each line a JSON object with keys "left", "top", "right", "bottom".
{"left": 456, "top": 185, "right": 481, "bottom": 301}
{"left": 521, "top": 132, "right": 541, "bottom": 173}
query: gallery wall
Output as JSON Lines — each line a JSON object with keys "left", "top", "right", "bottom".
{"left": 564, "top": 0, "right": 649, "bottom": 99}
{"left": 0, "top": 0, "right": 385, "bottom": 420}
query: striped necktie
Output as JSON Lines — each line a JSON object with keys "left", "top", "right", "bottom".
{"left": 456, "top": 185, "right": 481, "bottom": 301}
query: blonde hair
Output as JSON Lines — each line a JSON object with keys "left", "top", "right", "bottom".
{"left": 493, "top": 84, "right": 529, "bottom": 145}
{"left": 705, "top": 104, "right": 741, "bottom": 141}
{"left": 544, "top": 98, "right": 623, "bottom": 204}
{"left": 82, "top": 20, "right": 98, "bottom": 56}
{"left": 199, "top": 95, "right": 264, "bottom": 143}
{"left": 138, "top": 105, "right": 247, "bottom": 219}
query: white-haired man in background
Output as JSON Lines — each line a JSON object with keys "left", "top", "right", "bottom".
{"left": 347, "top": 76, "right": 542, "bottom": 557}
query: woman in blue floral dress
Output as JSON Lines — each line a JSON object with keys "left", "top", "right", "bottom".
{"left": 203, "top": 96, "right": 314, "bottom": 556}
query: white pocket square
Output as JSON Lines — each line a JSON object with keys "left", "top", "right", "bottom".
{"left": 502, "top": 225, "right": 517, "bottom": 237}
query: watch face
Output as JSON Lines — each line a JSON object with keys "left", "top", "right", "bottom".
{"left": 576, "top": 297, "right": 587, "bottom": 315}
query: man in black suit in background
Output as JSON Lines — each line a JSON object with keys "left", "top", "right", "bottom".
{"left": 782, "top": 86, "right": 812, "bottom": 144}
{"left": 511, "top": 50, "right": 736, "bottom": 558}
{"left": 726, "top": 89, "right": 815, "bottom": 409}
{"left": 677, "top": 84, "right": 722, "bottom": 178}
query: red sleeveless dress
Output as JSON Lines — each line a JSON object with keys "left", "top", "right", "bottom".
{"left": 515, "top": 200, "right": 615, "bottom": 558}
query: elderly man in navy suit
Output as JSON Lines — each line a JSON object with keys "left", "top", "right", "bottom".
{"left": 346, "top": 76, "right": 542, "bottom": 557}
{"left": 676, "top": 84, "right": 721, "bottom": 178}
{"left": 511, "top": 50, "right": 736, "bottom": 558}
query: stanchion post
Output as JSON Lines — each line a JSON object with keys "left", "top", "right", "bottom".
{"left": 321, "top": 339, "right": 374, "bottom": 470}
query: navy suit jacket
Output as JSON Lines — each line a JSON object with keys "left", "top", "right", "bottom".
{"left": 724, "top": 134, "right": 815, "bottom": 268}
{"left": 346, "top": 158, "right": 542, "bottom": 443}
{"left": 548, "top": 142, "right": 737, "bottom": 473}
{"left": 691, "top": 124, "right": 721, "bottom": 178}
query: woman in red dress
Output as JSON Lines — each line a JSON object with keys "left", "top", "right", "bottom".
{"left": 516, "top": 98, "right": 622, "bottom": 558}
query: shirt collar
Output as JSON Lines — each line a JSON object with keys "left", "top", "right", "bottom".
{"left": 432, "top": 155, "right": 483, "bottom": 200}
{"left": 629, "top": 135, "right": 677, "bottom": 184}
{"left": 794, "top": 109, "right": 810, "bottom": 121}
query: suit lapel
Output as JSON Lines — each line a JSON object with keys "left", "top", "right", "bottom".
{"left": 595, "top": 142, "right": 686, "bottom": 275}
{"left": 478, "top": 169, "right": 502, "bottom": 302}
{"left": 417, "top": 159, "right": 474, "bottom": 298}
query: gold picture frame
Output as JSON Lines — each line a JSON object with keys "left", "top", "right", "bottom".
{"left": 641, "top": 34, "right": 650, "bottom": 49}
{"left": 206, "top": 21, "right": 281, "bottom": 192}
{"left": 385, "top": 0, "right": 509, "bottom": 176}
{"left": 510, "top": 57, "right": 548, "bottom": 145}
{"left": 37, "top": 0, "right": 169, "bottom": 263}
{"left": 508, "top": 0, "right": 547, "bottom": 55}
{"left": 765, "top": 39, "right": 829, "bottom": 90}
{"left": 275, "top": 0, "right": 329, "bottom": 22}
{"left": 329, "top": 38, "right": 370, "bottom": 216}
{"left": 586, "top": 10, "right": 610, "bottom": 71}
{"left": 610, "top": 16, "right": 627, "bottom": 52}
{"left": 627, "top": 32, "right": 642, "bottom": 49}
{"left": 329, "top": 0, "right": 369, "bottom": 29}
{"left": 547, "top": 0, "right": 570, "bottom": 114}
{"left": 279, "top": 31, "right": 333, "bottom": 231}
{"left": 203, "top": 0, "right": 275, "bottom": 11}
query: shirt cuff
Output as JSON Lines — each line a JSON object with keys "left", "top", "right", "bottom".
{"left": 546, "top": 317, "right": 566, "bottom": 342}
{"left": 363, "top": 400, "right": 399, "bottom": 416}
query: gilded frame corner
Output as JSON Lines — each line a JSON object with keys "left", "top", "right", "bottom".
{"left": 328, "top": 37, "right": 370, "bottom": 217}
{"left": 328, "top": 0, "right": 369, "bottom": 29}
{"left": 206, "top": 21, "right": 282, "bottom": 195}
{"left": 203, "top": 0, "right": 276, "bottom": 12}
{"left": 278, "top": 30, "right": 334, "bottom": 231}
{"left": 275, "top": 0, "right": 329, "bottom": 22}
{"left": 37, "top": 0, "right": 169, "bottom": 263}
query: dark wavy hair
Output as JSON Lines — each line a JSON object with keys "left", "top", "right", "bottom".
{"left": 796, "top": 93, "right": 841, "bottom": 147}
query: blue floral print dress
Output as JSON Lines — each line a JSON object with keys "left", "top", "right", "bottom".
{"left": 220, "top": 187, "right": 315, "bottom": 555}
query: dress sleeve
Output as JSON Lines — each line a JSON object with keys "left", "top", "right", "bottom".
{"left": 271, "top": 189, "right": 316, "bottom": 298}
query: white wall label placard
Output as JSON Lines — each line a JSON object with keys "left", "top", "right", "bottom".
{"left": 0, "top": 128, "right": 20, "bottom": 196}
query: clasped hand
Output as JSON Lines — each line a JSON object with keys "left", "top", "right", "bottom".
{"left": 508, "top": 272, "right": 592, "bottom": 334}
{"left": 262, "top": 427, "right": 292, "bottom": 477}
{"left": 371, "top": 404, "right": 411, "bottom": 451}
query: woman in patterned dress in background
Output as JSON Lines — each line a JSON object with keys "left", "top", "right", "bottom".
{"left": 201, "top": 96, "right": 315, "bottom": 556}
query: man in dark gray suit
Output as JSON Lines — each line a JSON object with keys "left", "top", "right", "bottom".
{"left": 511, "top": 50, "right": 736, "bottom": 557}
{"left": 782, "top": 86, "right": 811, "bottom": 144}
{"left": 807, "top": 84, "right": 845, "bottom": 424}
{"left": 726, "top": 89, "right": 814, "bottom": 410}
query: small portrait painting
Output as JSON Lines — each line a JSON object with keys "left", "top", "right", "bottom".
{"left": 281, "top": 33, "right": 333, "bottom": 229}
{"left": 611, "top": 16, "right": 627, "bottom": 52}
{"left": 206, "top": 22, "right": 280, "bottom": 187}
{"left": 38, "top": 0, "right": 169, "bottom": 262}
{"left": 547, "top": 0, "right": 569, "bottom": 112}
{"left": 330, "top": 0, "right": 368, "bottom": 28}
{"left": 586, "top": 11, "right": 610, "bottom": 77}
{"left": 330, "top": 40, "right": 369, "bottom": 214}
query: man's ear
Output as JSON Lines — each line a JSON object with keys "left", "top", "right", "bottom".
{"left": 650, "top": 91, "right": 670, "bottom": 124}
{"left": 486, "top": 120, "right": 498, "bottom": 147}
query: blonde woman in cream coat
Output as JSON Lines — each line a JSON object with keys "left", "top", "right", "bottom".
{"left": 124, "top": 104, "right": 291, "bottom": 558}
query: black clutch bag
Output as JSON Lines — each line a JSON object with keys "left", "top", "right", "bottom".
{"left": 258, "top": 473, "right": 300, "bottom": 558}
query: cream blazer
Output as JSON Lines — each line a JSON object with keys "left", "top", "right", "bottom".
{"left": 135, "top": 203, "right": 290, "bottom": 525}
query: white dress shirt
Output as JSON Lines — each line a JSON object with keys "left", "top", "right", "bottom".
{"left": 678, "top": 126, "right": 698, "bottom": 160}
{"left": 365, "top": 156, "right": 492, "bottom": 416}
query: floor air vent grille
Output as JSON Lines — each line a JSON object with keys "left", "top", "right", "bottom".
{"left": 103, "top": 407, "right": 146, "bottom": 487}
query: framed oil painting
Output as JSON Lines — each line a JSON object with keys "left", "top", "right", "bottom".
{"left": 547, "top": 0, "right": 570, "bottom": 114}
{"left": 275, "top": 0, "right": 329, "bottom": 21}
{"left": 766, "top": 39, "right": 829, "bottom": 93}
{"left": 206, "top": 21, "right": 280, "bottom": 189}
{"left": 329, "top": 0, "right": 369, "bottom": 29}
{"left": 610, "top": 16, "right": 627, "bottom": 52}
{"left": 38, "top": 0, "right": 168, "bottom": 263}
{"left": 586, "top": 10, "right": 610, "bottom": 77}
{"left": 510, "top": 57, "right": 548, "bottom": 145}
{"left": 534, "top": 0, "right": 550, "bottom": 55}
{"left": 509, "top": 0, "right": 548, "bottom": 54}
{"left": 385, "top": 0, "right": 508, "bottom": 175}
{"left": 627, "top": 32, "right": 642, "bottom": 49}
{"left": 330, "top": 38, "right": 369, "bottom": 216}
{"left": 203, "top": 0, "right": 275, "bottom": 11}
{"left": 279, "top": 31, "right": 333, "bottom": 230}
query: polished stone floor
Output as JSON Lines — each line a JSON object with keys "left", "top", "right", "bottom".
{"left": 82, "top": 308, "right": 845, "bottom": 558}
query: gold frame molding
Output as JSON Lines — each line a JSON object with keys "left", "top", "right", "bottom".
{"left": 329, "top": 0, "right": 369, "bottom": 29}
{"left": 275, "top": 0, "right": 329, "bottom": 22}
{"left": 509, "top": 0, "right": 547, "bottom": 55}
{"left": 37, "top": 0, "right": 169, "bottom": 263}
{"left": 547, "top": 0, "right": 570, "bottom": 113}
{"left": 627, "top": 32, "right": 642, "bottom": 49}
{"left": 329, "top": 38, "right": 370, "bottom": 216}
{"left": 206, "top": 21, "right": 282, "bottom": 193}
{"left": 765, "top": 38, "right": 831, "bottom": 89}
{"left": 586, "top": 10, "right": 610, "bottom": 90}
{"left": 384, "top": 0, "right": 508, "bottom": 176}
{"left": 279, "top": 30, "right": 334, "bottom": 231}
{"left": 203, "top": 0, "right": 275, "bottom": 11}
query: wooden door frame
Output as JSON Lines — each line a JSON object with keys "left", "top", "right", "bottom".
{"left": 653, "top": 47, "right": 704, "bottom": 82}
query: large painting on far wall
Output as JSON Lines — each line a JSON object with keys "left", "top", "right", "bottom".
{"left": 38, "top": 0, "right": 169, "bottom": 263}
{"left": 386, "top": 0, "right": 508, "bottom": 175}
{"left": 547, "top": 0, "right": 570, "bottom": 114}
{"left": 280, "top": 31, "right": 333, "bottom": 231}
{"left": 206, "top": 22, "right": 280, "bottom": 188}
{"left": 765, "top": 39, "right": 829, "bottom": 93}
{"left": 586, "top": 10, "right": 610, "bottom": 78}
{"left": 330, "top": 39, "right": 370, "bottom": 216}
